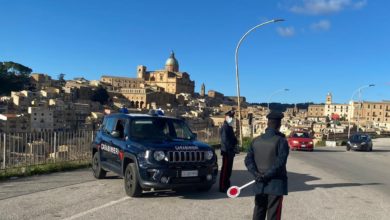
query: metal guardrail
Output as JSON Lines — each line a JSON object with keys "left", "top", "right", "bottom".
{"left": 0, "top": 130, "right": 94, "bottom": 171}
{"left": 0, "top": 126, "right": 221, "bottom": 172}
{"left": 192, "top": 127, "right": 221, "bottom": 144}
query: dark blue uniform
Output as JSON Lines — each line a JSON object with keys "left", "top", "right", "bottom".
{"left": 219, "top": 120, "right": 237, "bottom": 192}
{"left": 245, "top": 128, "right": 289, "bottom": 220}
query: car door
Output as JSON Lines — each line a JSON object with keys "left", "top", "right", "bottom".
{"left": 100, "top": 117, "right": 116, "bottom": 165}
{"left": 110, "top": 118, "right": 128, "bottom": 171}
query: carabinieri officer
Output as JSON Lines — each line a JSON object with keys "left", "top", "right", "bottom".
{"left": 245, "top": 111, "right": 289, "bottom": 220}
{"left": 219, "top": 110, "right": 238, "bottom": 193}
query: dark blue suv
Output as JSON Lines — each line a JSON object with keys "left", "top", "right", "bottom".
{"left": 91, "top": 113, "right": 218, "bottom": 197}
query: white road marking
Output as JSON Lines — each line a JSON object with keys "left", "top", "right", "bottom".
{"left": 63, "top": 197, "right": 130, "bottom": 220}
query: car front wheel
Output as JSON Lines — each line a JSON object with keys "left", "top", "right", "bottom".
{"left": 124, "top": 163, "right": 142, "bottom": 197}
{"left": 92, "top": 152, "right": 107, "bottom": 179}
{"left": 346, "top": 146, "right": 351, "bottom": 151}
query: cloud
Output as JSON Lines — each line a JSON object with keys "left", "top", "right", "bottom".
{"left": 311, "top": 20, "right": 331, "bottom": 31}
{"left": 353, "top": 0, "right": 367, "bottom": 9}
{"left": 277, "top": 27, "right": 296, "bottom": 37}
{"left": 287, "top": 0, "right": 367, "bottom": 15}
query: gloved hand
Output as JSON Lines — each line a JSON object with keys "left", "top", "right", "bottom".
{"left": 254, "top": 172, "right": 264, "bottom": 182}
{"left": 254, "top": 172, "right": 270, "bottom": 183}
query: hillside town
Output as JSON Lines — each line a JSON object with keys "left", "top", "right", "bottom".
{"left": 1, "top": 53, "right": 390, "bottom": 145}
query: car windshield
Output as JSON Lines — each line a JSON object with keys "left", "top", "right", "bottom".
{"left": 350, "top": 135, "right": 368, "bottom": 142}
{"left": 129, "top": 117, "right": 194, "bottom": 141}
{"left": 292, "top": 132, "right": 310, "bottom": 138}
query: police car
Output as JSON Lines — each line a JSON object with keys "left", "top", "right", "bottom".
{"left": 91, "top": 111, "right": 218, "bottom": 197}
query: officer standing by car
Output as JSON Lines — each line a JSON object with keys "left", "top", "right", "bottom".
{"left": 219, "top": 110, "right": 238, "bottom": 193}
{"left": 245, "top": 111, "right": 289, "bottom": 220}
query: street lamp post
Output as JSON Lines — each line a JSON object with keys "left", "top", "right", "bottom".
{"left": 347, "top": 84, "right": 375, "bottom": 138}
{"left": 235, "top": 18, "right": 284, "bottom": 150}
{"left": 267, "top": 88, "right": 290, "bottom": 112}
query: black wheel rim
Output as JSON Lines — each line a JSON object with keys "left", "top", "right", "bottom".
{"left": 126, "top": 168, "right": 134, "bottom": 190}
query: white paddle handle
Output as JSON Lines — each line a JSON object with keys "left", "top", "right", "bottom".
{"left": 239, "top": 180, "right": 256, "bottom": 190}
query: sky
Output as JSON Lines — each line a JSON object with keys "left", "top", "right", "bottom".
{"left": 0, "top": 0, "right": 389, "bottom": 104}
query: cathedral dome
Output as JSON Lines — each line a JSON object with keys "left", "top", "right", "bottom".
{"left": 165, "top": 51, "right": 179, "bottom": 72}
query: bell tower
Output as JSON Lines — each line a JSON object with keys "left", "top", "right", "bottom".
{"left": 137, "top": 65, "right": 146, "bottom": 79}
{"left": 326, "top": 92, "right": 332, "bottom": 105}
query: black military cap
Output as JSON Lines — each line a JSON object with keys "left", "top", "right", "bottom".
{"left": 266, "top": 111, "right": 284, "bottom": 120}
{"left": 225, "top": 110, "right": 235, "bottom": 117}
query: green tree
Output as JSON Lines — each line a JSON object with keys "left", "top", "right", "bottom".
{"left": 58, "top": 73, "right": 66, "bottom": 86}
{"left": 0, "top": 61, "right": 33, "bottom": 95}
{"left": 91, "top": 86, "right": 109, "bottom": 105}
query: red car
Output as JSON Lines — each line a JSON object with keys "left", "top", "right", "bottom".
{"left": 288, "top": 131, "right": 314, "bottom": 151}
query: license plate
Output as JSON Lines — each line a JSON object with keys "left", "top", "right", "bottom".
{"left": 353, "top": 145, "right": 358, "bottom": 148}
{"left": 301, "top": 145, "right": 306, "bottom": 148}
{"left": 181, "top": 170, "right": 198, "bottom": 177}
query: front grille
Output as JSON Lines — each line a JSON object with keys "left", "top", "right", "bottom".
{"left": 167, "top": 151, "right": 205, "bottom": 163}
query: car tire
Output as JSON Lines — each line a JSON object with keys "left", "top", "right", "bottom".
{"left": 124, "top": 163, "right": 142, "bottom": 197}
{"left": 92, "top": 152, "right": 107, "bottom": 179}
{"left": 346, "top": 146, "right": 351, "bottom": 151}
{"left": 197, "top": 184, "right": 213, "bottom": 192}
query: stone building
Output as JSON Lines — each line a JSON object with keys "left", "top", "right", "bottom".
{"left": 101, "top": 52, "right": 194, "bottom": 109}
{"left": 0, "top": 114, "right": 30, "bottom": 133}
{"left": 323, "top": 93, "right": 351, "bottom": 119}
{"left": 208, "top": 90, "right": 224, "bottom": 99}
{"left": 28, "top": 105, "right": 54, "bottom": 132}
{"left": 119, "top": 87, "right": 175, "bottom": 109}
{"left": 30, "top": 73, "right": 52, "bottom": 90}
{"left": 308, "top": 105, "right": 325, "bottom": 117}
{"left": 352, "top": 101, "right": 390, "bottom": 129}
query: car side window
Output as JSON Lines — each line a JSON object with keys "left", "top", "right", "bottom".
{"left": 114, "top": 119, "right": 126, "bottom": 139}
{"left": 100, "top": 117, "right": 108, "bottom": 130}
{"left": 104, "top": 118, "right": 116, "bottom": 135}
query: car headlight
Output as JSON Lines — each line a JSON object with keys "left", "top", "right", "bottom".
{"left": 292, "top": 140, "right": 299, "bottom": 144}
{"left": 153, "top": 151, "right": 165, "bottom": 161}
{"left": 309, "top": 141, "right": 313, "bottom": 145}
{"left": 361, "top": 142, "right": 366, "bottom": 145}
{"left": 205, "top": 151, "right": 214, "bottom": 160}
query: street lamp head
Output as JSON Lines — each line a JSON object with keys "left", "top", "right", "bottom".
{"left": 273, "top": 18, "right": 285, "bottom": 22}
{"left": 369, "top": 84, "right": 375, "bottom": 87}
{"left": 284, "top": 88, "right": 290, "bottom": 91}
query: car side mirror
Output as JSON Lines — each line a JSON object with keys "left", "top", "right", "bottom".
{"left": 111, "top": 130, "right": 120, "bottom": 138}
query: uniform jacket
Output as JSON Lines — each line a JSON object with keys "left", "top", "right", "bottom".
{"left": 245, "top": 128, "right": 289, "bottom": 196}
{"left": 220, "top": 121, "right": 238, "bottom": 156}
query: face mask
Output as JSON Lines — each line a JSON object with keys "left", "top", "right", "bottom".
{"left": 227, "top": 117, "right": 233, "bottom": 124}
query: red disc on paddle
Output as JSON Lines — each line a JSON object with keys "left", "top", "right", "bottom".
{"left": 227, "top": 186, "right": 240, "bottom": 198}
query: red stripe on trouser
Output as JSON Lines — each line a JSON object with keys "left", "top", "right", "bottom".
{"left": 220, "top": 157, "right": 228, "bottom": 190}
{"left": 276, "top": 196, "right": 284, "bottom": 220}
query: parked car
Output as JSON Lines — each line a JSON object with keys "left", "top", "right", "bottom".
{"left": 288, "top": 131, "right": 314, "bottom": 151}
{"left": 346, "top": 134, "right": 373, "bottom": 151}
{"left": 91, "top": 112, "right": 218, "bottom": 197}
